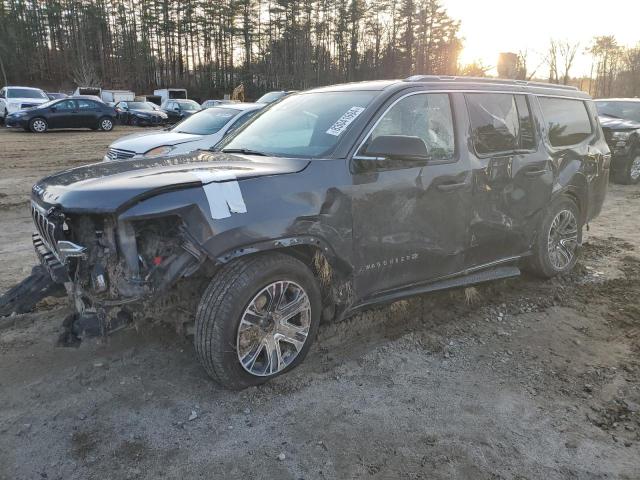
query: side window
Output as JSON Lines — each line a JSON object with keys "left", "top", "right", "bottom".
{"left": 466, "top": 93, "right": 520, "bottom": 155}
{"left": 538, "top": 97, "right": 593, "bottom": 147}
{"left": 56, "top": 100, "right": 76, "bottom": 111}
{"left": 78, "top": 100, "right": 96, "bottom": 110}
{"left": 360, "top": 93, "right": 455, "bottom": 162}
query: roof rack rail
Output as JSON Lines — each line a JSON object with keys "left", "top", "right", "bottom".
{"left": 404, "top": 75, "right": 579, "bottom": 91}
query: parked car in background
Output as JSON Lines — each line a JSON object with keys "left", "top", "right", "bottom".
{"left": 154, "top": 88, "right": 188, "bottom": 104}
{"left": 201, "top": 99, "right": 238, "bottom": 108}
{"left": 46, "top": 92, "right": 68, "bottom": 101}
{"left": 256, "top": 90, "right": 297, "bottom": 104}
{"left": 595, "top": 98, "right": 640, "bottom": 184}
{"left": 104, "top": 102, "right": 263, "bottom": 161}
{"left": 29, "top": 77, "right": 609, "bottom": 389}
{"left": 115, "top": 101, "right": 168, "bottom": 126}
{"left": 0, "top": 86, "right": 50, "bottom": 121}
{"left": 5, "top": 96, "right": 117, "bottom": 132}
{"left": 161, "top": 98, "right": 202, "bottom": 123}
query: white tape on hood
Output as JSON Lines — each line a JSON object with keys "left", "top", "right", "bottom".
{"left": 191, "top": 170, "right": 247, "bottom": 219}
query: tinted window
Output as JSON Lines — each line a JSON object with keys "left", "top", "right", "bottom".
{"left": 7, "top": 88, "right": 48, "bottom": 99}
{"left": 78, "top": 100, "right": 97, "bottom": 109}
{"left": 221, "top": 91, "right": 377, "bottom": 158}
{"left": 56, "top": 100, "right": 76, "bottom": 111}
{"left": 126, "top": 101, "right": 154, "bottom": 110}
{"left": 595, "top": 101, "right": 640, "bottom": 123}
{"left": 466, "top": 93, "right": 520, "bottom": 155}
{"left": 172, "top": 107, "right": 239, "bottom": 135}
{"left": 539, "top": 97, "right": 592, "bottom": 147}
{"left": 360, "top": 93, "right": 455, "bottom": 162}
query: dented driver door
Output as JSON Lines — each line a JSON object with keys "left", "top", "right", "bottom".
{"left": 349, "top": 92, "right": 472, "bottom": 300}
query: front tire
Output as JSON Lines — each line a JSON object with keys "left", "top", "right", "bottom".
{"left": 195, "top": 253, "right": 321, "bottom": 390}
{"left": 527, "top": 195, "right": 581, "bottom": 278}
{"left": 98, "top": 116, "right": 114, "bottom": 131}
{"left": 29, "top": 117, "right": 48, "bottom": 133}
{"left": 613, "top": 152, "right": 640, "bottom": 185}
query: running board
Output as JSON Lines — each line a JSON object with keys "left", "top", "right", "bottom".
{"left": 350, "top": 265, "right": 521, "bottom": 314}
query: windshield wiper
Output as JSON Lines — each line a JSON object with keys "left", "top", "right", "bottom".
{"left": 221, "top": 148, "right": 269, "bottom": 156}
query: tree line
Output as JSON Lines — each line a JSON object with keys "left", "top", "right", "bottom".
{"left": 0, "top": 0, "right": 462, "bottom": 99}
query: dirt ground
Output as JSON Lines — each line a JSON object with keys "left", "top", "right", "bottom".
{"left": 0, "top": 127, "right": 639, "bottom": 480}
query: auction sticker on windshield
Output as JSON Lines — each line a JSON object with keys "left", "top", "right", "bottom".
{"left": 326, "top": 106, "right": 365, "bottom": 136}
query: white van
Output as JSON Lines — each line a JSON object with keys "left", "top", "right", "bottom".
{"left": 153, "top": 88, "right": 188, "bottom": 104}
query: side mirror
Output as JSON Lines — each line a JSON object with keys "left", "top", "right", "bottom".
{"left": 173, "top": 106, "right": 180, "bottom": 112}
{"left": 362, "top": 135, "right": 429, "bottom": 161}
{"left": 50, "top": 106, "right": 57, "bottom": 112}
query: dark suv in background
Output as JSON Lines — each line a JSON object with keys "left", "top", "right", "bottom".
{"left": 595, "top": 98, "right": 640, "bottom": 184}
{"left": 25, "top": 76, "right": 609, "bottom": 389}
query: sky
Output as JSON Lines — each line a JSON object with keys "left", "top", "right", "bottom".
{"left": 444, "top": 0, "right": 640, "bottom": 77}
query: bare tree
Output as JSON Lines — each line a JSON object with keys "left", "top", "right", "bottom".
{"left": 545, "top": 39, "right": 559, "bottom": 84}
{"left": 558, "top": 40, "right": 580, "bottom": 85}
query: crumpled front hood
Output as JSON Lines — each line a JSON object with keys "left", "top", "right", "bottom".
{"left": 110, "top": 131, "right": 204, "bottom": 153}
{"left": 32, "top": 151, "right": 310, "bottom": 213}
{"left": 599, "top": 115, "right": 640, "bottom": 131}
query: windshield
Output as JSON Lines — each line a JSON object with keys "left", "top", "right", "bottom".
{"left": 8, "top": 88, "right": 47, "bottom": 99}
{"left": 127, "top": 101, "right": 155, "bottom": 110}
{"left": 220, "top": 91, "right": 377, "bottom": 157}
{"left": 172, "top": 107, "right": 239, "bottom": 135}
{"left": 596, "top": 101, "right": 640, "bottom": 123}
{"left": 179, "top": 101, "right": 201, "bottom": 111}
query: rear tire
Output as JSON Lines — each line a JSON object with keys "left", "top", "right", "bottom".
{"left": 195, "top": 253, "right": 321, "bottom": 390}
{"left": 612, "top": 152, "right": 640, "bottom": 185}
{"left": 29, "top": 117, "right": 48, "bottom": 133}
{"left": 98, "top": 116, "right": 114, "bottom": 131}
{"left": 526, "top": 195, "right": 581, "bottom": 278}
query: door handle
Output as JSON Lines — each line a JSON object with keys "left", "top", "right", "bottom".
{"left": 437, "top": 181, "right": 466, "bottom": 192}
{"left": 524, "top": 169, "right": 547, "bottom": 177}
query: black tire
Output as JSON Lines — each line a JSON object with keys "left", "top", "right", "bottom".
{"left": 29, "top": 117, "right": 48, "bottom": 133}
{"left": 129, "top": 116, "right": 138, "bottom": 126}
{"left": 0, "top": 265, "right": 64, "bottom": 316}
{"left": 612, "top": 152, "right": 640, "bottom": 185}
{"left": 98, "top": 116, "right": 114, "bottom": 131}
{"left": 0, "top": 108, "right": 7, "bottom": 125}
{"left": 195, "top": 253, "right": 321, "bottom": 390}
{"left": 526, "top": 195, "right": 582, "bottom": 278}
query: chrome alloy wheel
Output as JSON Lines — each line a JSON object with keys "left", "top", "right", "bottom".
{"left": 101, "top": 118, "right": 113, "bottom": 130}
{"left": 547, "top": 209, "right": 578, "bottom": 270}
{"left": 237, "top": 281, "right": 311, "bottom": 377}
{"left": 630, "top": 156, "right": 640, "bottom": 181}
{"left": 32, "top": 119, "right": 47, "bottom": 132}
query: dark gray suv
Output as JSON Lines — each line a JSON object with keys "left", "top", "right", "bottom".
{"left": 23, "top": 76, "right": 610, "bottom": 389}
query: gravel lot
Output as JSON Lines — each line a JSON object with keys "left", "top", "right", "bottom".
{"left": 0, "top": 127, "right": 639, "bottom": 479}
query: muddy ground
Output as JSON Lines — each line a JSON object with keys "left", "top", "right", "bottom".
{"left": 0, "top": 127, "right": 639, "bottom": 479}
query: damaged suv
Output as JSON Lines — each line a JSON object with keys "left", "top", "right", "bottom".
{"left": 24, "top": 77, "right": 610, "bottom": 389}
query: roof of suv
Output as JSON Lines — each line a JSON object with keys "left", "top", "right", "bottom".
{"left": 308, "top": 75, "right": 590, "bottom": 99}
{"left": 4, "top": 86, "right": 45, "bottom": 90}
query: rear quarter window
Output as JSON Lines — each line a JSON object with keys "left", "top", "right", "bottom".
{"left": 538, "top": 97, "right": 592, "bottom": 147}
